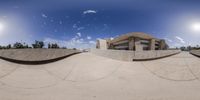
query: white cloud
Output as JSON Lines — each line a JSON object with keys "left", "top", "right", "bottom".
{"left": 77, "top": 27, "right": 85, "bottom": 30}
{"left": 13, "top": 6, "right": 19, "bottom": 9}
{"left": 175, "top": 36, "right": 185, "bottom": 44}
{"left": 41, "top": 13, "right": 47, "bottom": 18}
{"left": 50, "top": 19, "right": 54, "bottom": 22}
{"left": 164, "top": 38, "right": 173, "bottom": 42}
{"left": 43, "top": 37, "right": 96, "bottom": 49}
{"left": 72, "top": 23, "right": 84, "bottom": 31}
{"left": 54, "top": 29, "right": 58, "bottom": 33}
{"left": 83, "top": 10, "right": 97, "bottom": 14}
{"left": 59, "top": 21, "right": 62, "bottom": 24}
{"left": 73, "top": 24, "right": 77, "bottom": 28}
{"left": 76, "top": 32, "right": 81, "bottom": 37}
{"left": 170, "top": 43, "right": 182, "bottom": 48}
{"left": 89, "top": 41, "right": 96, "bottom": 44}
{"left": 87, "top": 36, "right": 92, "bottom": 40}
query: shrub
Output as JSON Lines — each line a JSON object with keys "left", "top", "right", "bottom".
{"left": 32, "top": 40, "right": 44, "bottom": 48}
{"left": 13, "top": 42, "right": 24, "bottom": 49}
{"left": 48, "top": 43, "right": 60, "bottom": 49}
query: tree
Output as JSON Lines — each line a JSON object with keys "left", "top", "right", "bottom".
{"left": 180, "top": 46, "right": 186, "bottom": 51}
{"left": 48, "top": 43, "right": 60, "bottom": 49}
{"left": 32, "top": 40, "right": 44, "bottom": 48}
{"left": 73, "top": 48, "right": 77, "bottom": 50}
{"left": 7, "top": 44, "right": 11, "bottom": 49}
{"left": 196, "top": 45, "right": 200, "bottom": 50}
{"left": 13, "top": 42, "right": 24, "bottom": 49}
{"left": 51, "top": 43, "right": 59, "bottom": 48}
{"left": 61, "top": 47, "right": 67, "bottom": 49}
{"left": 187, "top": 46, "right": 192, "bottom": 51}
{"left": 48, "top": 43, "right": 51, "bottom": 49}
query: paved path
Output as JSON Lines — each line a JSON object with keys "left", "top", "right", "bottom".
{"left": 0, "top": 52, "right": 200, "bottom": 100}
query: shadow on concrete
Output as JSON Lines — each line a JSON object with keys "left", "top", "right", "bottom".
{"left": 0, "top": 52, "right": 81, "bottom": 65}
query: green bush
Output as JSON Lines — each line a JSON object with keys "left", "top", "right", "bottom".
{"left": 48, "top": 43, "right": 60, "bottom": 48}
{"left": 32, "top": 40, "right": 44, "bottom": 48}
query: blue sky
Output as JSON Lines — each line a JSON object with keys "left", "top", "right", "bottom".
{"left": 0, "top": 0, "right": 200, "bottom": 49}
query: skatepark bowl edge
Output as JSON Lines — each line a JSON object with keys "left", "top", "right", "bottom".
{"left": 0, "top": 49, "right": 81, "bottom": 65}
{"left": 0, "top": 49, "right": 200, "bottom": 100}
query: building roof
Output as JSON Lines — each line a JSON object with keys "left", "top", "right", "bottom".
{"left": 108, "top": 32, "right": 160, "bottom": 43}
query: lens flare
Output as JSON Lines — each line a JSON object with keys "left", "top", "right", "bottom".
{"left": 191, "top": 23, "right": 200, "bottom": 32}
{"left": 0, "top": 23, "right": 4, "bottom": 32}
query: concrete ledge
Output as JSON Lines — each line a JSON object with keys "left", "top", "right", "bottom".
{"left": 0, "top": 49, "right": 81, "bottom": 65}
{"left": 90, "top": 49, "right": 180, "bottom": 61}
{"left": 190, "top": 50, "right": 200, "bottom": 57}
{"left": 132, "top": 52, "right": 180, "bottom": 61}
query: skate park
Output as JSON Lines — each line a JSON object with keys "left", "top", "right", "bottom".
{"left": 0, "top": 49, "right": 200, "bottom": 100}
{"left": 0, "top": 49, "right": 81, "bottom": 64}
{"left": 1, "top": 0, "right": 200, "bottom": 99}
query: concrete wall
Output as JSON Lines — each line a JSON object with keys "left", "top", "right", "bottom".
{"left": 190, "top": 50, "right": 200, "bottom": 57}
{"left": 135, "top": 38, "right": 143, "bottom": 51}
{"left": 128, "top": 38, "right": 134, "bottom": 50}
{"left": 150, "top": 39, "right": 155, "bottom": 50}
{"left": 90, "top": 49, "right": 180, "bottom": 61}
{"left": 96, "top": 39, "right": 107, "bottom": 50}
{"left": 0, "top": 49, "right": 81, "bottom": 64}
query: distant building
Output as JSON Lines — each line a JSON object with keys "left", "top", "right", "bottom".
{"left": 96, "top": 32, "right": 168, "bottom": 51}
{"left": 96, "top": 39, "right": 108, "bottom": 50}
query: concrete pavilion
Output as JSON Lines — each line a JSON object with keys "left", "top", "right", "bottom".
{"left": 96, "top": 32, "right": 169, "bottom": 51}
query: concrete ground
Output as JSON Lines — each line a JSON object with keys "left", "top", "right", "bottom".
{"left": 0, "top": 51, "right": 200, "bottom": 100}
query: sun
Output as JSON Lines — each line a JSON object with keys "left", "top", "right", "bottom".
{"left": 0, "top": 22, "right": 4, "bottom": 32}
{"left": 191, "top": 22, "right": 200, "bottom": 32}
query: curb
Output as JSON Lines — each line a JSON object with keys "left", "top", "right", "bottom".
{"left": 132, "top": 52, "right": 180, "bottom": 61}
{"left": 0, "top": 52, "right": 81, "bottom": 65}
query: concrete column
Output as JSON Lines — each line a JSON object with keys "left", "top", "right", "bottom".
{"left": 150, "top": 39, "right": 155, "bottom": 50}
{"left": 96, "top": 39, "right": 107, "bottom": 50}
{"left": 160, "top": 40, "right": 166, "bottom": 50}
{"left": 128, "top": 37, "right": 134, "bottom": 50}
{"left": 135, "top": 38, "right": 143, "bottom": 51}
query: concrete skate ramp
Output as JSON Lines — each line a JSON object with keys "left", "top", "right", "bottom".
{"left": 0, "top": 49, "right": 80, "bottom": 64}
{"left": 0, "top": 52, "right": 200, "bottom": 100}
{"left": 1, "top": 52, "right": 200, "bottom": 100}
{"left": 190, "top": 50, "right": 200, "bottom": 57}
{"left": 90, "top": 49, "right": 180, "bottom": 61}
{"left": 0, "top": 53, "right": 121, "bottom": 89}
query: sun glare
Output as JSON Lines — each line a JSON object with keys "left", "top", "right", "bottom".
{"left": 191, "top": 22, "right": 200, "bottom": 32}
{"left": 0, "top": 23, "right": 4, "bottom": 32}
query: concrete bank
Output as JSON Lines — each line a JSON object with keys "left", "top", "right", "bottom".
{"left": 190, "top": 50, "right": 200, "bottom": 57}
{"left": 0, "top": 49, "right": 81, "bottom": 64}
{"left": 90, "top": 49, "right": 180, "bottom": 61}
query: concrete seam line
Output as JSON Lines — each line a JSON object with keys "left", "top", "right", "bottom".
{"left": 43, "top": 68, "right": 64, "bottom": 80}
{"left": 141, "top": 62, "right": 197, "bottom": 81}
{"left": 43, "top": 62, "right": 77, "bottom": 81}
{"left": 63, "top": 63, "right": 77, "bottom": 80}
{"left": 64, "top": 63, "right": 121, "bottom": 82}
{"left": 0, "top": 68, "right": 61, "bottom": 89}
{"left": 183, "top": 57, "right": 200, "bottom": 80}
{"left": 0, "top": 67, "right": 19, "bottom": 79}
{"left": 0, "top": 80, "right": 59, "bottom": 89}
